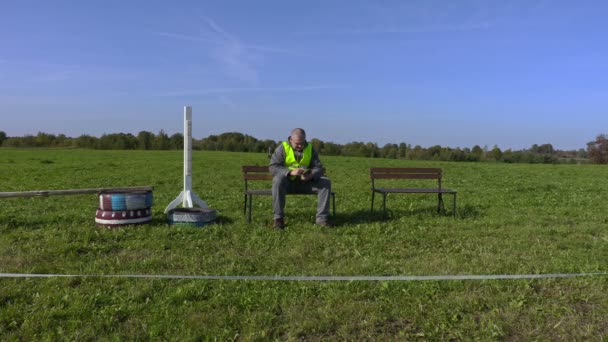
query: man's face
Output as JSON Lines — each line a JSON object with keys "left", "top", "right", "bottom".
{"left": 289, "top": 135, "right": 306, "bottom": 152}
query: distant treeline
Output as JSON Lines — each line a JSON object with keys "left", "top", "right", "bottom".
{"left": 0, "top": 130, "right": 598, "bottom": 164}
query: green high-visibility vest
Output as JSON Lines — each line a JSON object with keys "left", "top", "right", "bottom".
{"left": 283, "top": 141, "right": 312, "bottom": 180}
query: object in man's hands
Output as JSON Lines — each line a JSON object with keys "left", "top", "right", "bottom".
{"left": 299, "top": 168, "right": 311, "bottom": 180}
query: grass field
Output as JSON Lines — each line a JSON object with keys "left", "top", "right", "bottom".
{"left": 1, "top": 148, "right": 607, "bottom": 340}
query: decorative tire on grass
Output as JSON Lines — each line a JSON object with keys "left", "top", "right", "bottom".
{"left": 98, "top": 191, "right": 153, "bottom": 211}
{"left": 95, "top": 208, "right": 153, "bottom": 227}
{"left": 167, "top": 208, "right": 217, "bottom": 227}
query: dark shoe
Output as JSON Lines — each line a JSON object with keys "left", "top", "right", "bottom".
{"left": 316, "top": 221, "right": 333, "bottom": 228}
{"left": 273, "top": 218, "right": 285, "bottom": 229}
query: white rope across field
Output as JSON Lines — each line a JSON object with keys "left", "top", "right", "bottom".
{"left": 0, "top": 272, "right": 606, "bottom": 281}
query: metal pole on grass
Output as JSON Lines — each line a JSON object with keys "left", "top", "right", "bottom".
{"left": 164, "top": 106, "right": 208, "bottom": 213}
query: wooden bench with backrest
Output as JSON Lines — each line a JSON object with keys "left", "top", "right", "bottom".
{"left": 370, "top": 167, "right": 457, "bottom": 218}
{"left": 242, "top": 166, "right": 336, "bottom": 223}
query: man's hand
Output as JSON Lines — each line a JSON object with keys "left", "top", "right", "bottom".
{"left": 289, "top": 168, "right": 305, "bottom": 177}
{"left": 289, "top": 168, "right": 313, "bottom": 182}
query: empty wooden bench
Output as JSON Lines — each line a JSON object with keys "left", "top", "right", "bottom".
{"left": 242, "top": 166, "right": 336, "bottom": 223}
{"left": 370, "top": 167, "right": 457, "bottom": 218}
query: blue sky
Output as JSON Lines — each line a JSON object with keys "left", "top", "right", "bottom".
{"left": 1, "top": 1, "right": 607, "bottom": 150}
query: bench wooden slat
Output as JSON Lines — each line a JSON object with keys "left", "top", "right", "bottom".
{"left": 374, "top": 188, "right": 456, "bottom": 194}
{"left": 242, "top": 165, "right": 269, "bottom": 172}
{"left": 371, "top": 173, "right": 440, "bottom": 180}
{"left": 371, "top": 167, "right": 441, "bottom": 174}
{"left": 243, "top": 174, "right": 273, "bottom": 180}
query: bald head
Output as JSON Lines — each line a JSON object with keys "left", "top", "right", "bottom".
{"left": 290, "top": 128, "right": 306, "bottom": 140}
{"left": 288, "top": 128, "right": 307, "bottom": 151}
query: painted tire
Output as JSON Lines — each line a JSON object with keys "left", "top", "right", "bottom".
{"left": 98, "top": 191, "right": 153, "bottom": 211}
{"left": 167, "top": 208, "right": 217, "bottom": 227}
{"left": 95, "top": 208, "right": 152, "bottom": 227}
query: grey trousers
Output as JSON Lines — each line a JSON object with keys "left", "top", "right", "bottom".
{"left": 272, "top": 174, "right": 332, "bottom": 223}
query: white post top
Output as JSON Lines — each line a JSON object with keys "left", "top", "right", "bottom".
{"left": 184, "top": 106, "right": 192, "bottom": 120}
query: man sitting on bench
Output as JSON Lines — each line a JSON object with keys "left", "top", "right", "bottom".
{"left": 269, "top": 128, "right": 332, "bottom": 229}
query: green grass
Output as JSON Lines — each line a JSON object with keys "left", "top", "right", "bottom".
{"left": 1, "top": 148, "right": 607, "bottom": 340}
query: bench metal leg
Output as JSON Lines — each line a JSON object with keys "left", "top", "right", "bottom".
{"left": 243, "top": 194, "right": 247, "bottom": 216}
{"left": 247, "top": 194, "right": 253, "bottom": 223}
{"left": 371, "top": 191, "right": 375, "bottom": 213}
{"left": 438, "top": 193, "right": 445, "bottom": 213}
{"left": 332, "top": 193, "right": 336, "bottom": 217}
{"left": 437, "top": 193, "right": 440, "bottom": 213}
{"left": 382, "top": 193, "right": 387, "bottom": 220}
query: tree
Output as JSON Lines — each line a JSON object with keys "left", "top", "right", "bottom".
{"left": 35, "top": 132, "right": 56, "bottom": 147}
{"left": 576, "top": 148, "right": 588, "bottom": 159}
{"left": 154, "top": 130, "right": 170, "bottom": 150}
{"left": 427, "top": 145, "right": 442, "bottom": 160}
{"left": 56, "top": 134, "right": 69, "bottom": 147}
{"left": 263, "top": 140, "right": 278, "bottom": 154}
{"left": 99, "top": 133, "right": 137, "bottom": 150}
{"left": 587, "top": 134, "right": 608, "bottom": 164}
{"left": 530, "top": 143, "right": 554, "bottom": 155}
{"left": 0, "top": 131, "right": 6, "bottom": 146}
{"left": 471, "top": 145, "right": 484, "bottom": 161}
{"left": 75, "top": 134, "right": 98, "bottom": 149}
{"left": 321, "top": 142, "right": 341, "bottom": 156}
{"left": 408, "top": 145, "right": 423, "bottom": 160}
{"left": 169, "top": 133, "right": 183, "bottom": 150}
{"left": 502, "top": 149, "right": 514, "bottom": 163}
{"left": 398, "top": 142, "right": 407, "bottom": 159}
{"left": 342, "top": 141, "right": 369, "bottom": 157}
{"left": 380, "top": 143, "right": 398, "bottom": 159}
{"left": 310, "top": 138, "right": 324, "bottom": 154}
{"left": 137, "top": 131, "right": 155, "bottom": 150}
{"left": 489, "top": 145, "right": 503, "bottom": 161}
{"left": 366, "top": 142, "right": 379, "bottom": 158}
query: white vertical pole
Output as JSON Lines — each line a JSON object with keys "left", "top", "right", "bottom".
{"left": 183, "top": 106, "right": 192, "bottom": 207}
{"left": 164, "top": 105, "right": 208, "bottom": 213}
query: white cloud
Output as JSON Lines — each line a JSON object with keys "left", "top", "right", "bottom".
{"left": 153, "top": 16, "right": 310, "bottom": 85}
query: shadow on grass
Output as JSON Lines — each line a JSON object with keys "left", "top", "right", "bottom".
{"left": 331, "top": 209, "right": 386, "bottom": 226}
{"left": 150, "top": 214, "right": 234, "bottom": 227}
{"left": 456, "top": 204, "right": 486, "bottom": 219}
{"left": 354, "top": 203, "right": 487, "bottom": 222}
{"left": 370, "top": 206, "right": 445, "bottom": 221}
{"left": 0, "top": 219, "right": 49, "bottom": 231}
{"left": 214, "top": 215, "right": 234, "bottom": 225}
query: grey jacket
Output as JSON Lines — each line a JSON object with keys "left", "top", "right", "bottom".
{"left": 269, "top": 142, "right": 324, "bottom": 180}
